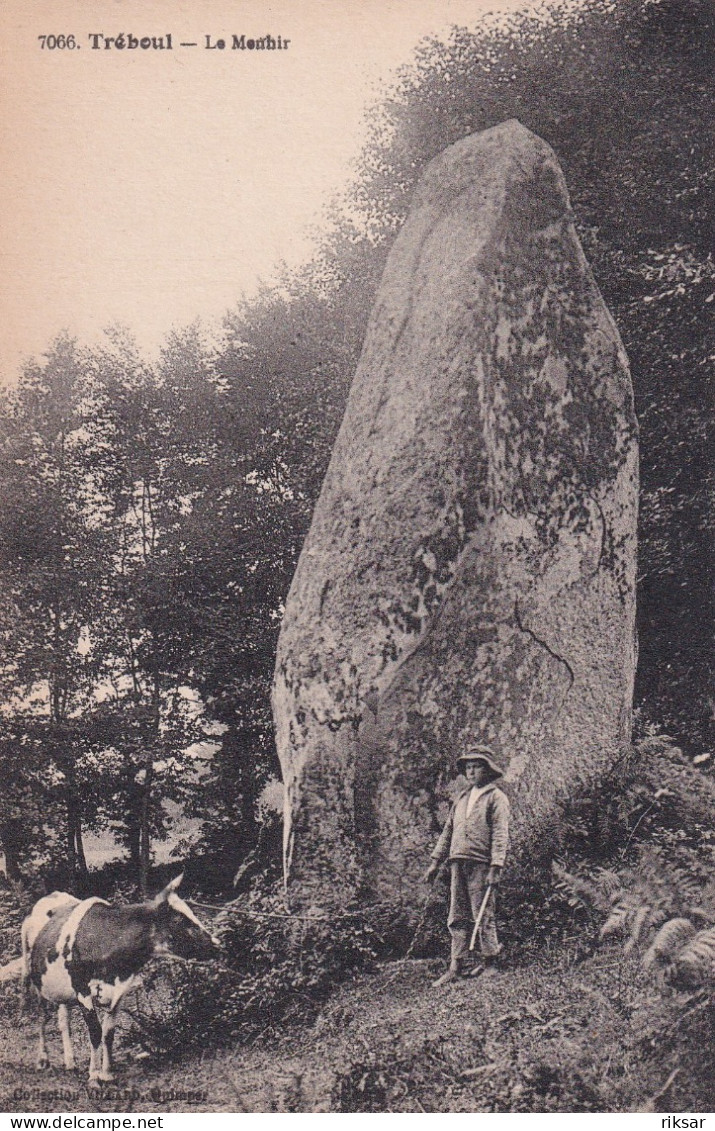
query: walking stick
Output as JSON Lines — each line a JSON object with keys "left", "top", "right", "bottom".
{"left": 469, "top": 883, "right": 493, "bottom": 952}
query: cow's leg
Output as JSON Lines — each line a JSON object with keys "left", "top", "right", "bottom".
{"left": 57, "top": 1004, "right": 76, "bottom": 1071}
{"left": 79, "top": 1004, "right": 103, "bottom": 1082}
{"left": 35, "top": 999, "right": 50, "bottom": 1070}
{"left": 98, "top": 1010, "right": 117, "bottom": 1082}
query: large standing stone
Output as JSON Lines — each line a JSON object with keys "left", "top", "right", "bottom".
{"left": 273, "top": 120, "right": 638, "bottom": 907}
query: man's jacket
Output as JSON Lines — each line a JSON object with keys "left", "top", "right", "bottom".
{"left": 430, "top": 781, "right": 510, "bottom": 866}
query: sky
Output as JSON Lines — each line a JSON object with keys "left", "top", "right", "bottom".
{"left": 0, "top": 0, "right": 548, "bottom": 384}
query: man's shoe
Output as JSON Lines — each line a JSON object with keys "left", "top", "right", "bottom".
{"left": 432, "top": 964, "right": 463, "bottom": 987}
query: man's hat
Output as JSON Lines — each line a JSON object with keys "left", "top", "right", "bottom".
{"left": 456, "top": 746, "right": 505, "bottom": 779}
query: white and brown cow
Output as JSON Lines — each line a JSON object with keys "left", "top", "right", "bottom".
{"left": 27, "top": 874, "right": 219, "bottom": 1082}
{"left": 21, "top": 891, "right": 82, "bottom": 1070}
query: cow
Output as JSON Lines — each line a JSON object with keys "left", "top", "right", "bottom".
{"left": 26, "top": 874, "right": 220, "bottom": 1082}
{"left": 22, "top": 891, "right": 81, "bottom": 978}
{"left": 20, "top": 891, "right": 82, "bottom": 1069}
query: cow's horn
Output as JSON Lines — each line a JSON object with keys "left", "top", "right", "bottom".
{"left": 154, "top": 872, "right": 184, "bottom": 904}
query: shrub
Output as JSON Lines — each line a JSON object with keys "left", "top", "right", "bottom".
{"left": 548, "top": 747, "right": 715, "bottom": 997}
{"left": 498, "top": 734, "right": 714, "bottom": 960}
{"left": 125, "top": 885, "right": 400, "bottom": 1057}
{"left": 0, "top": 883, "right": 23, "bottom": 965}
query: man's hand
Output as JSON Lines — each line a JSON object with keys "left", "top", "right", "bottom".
{"left": 486, "top": 865, "right": 502, "bottom": 885}
{"left": 423, "top": 860, "right": 440, "bottom": 883}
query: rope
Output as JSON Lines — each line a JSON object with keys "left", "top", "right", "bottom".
{"left": 188, "top": 886, "right": 441, "bottom": 943}
{"left": 187, "top": 898, "right": 369, "bottom": 923}
{"left": 186, "top": 889, "right": 444, "bottom": 1013}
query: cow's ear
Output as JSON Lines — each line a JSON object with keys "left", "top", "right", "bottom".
{"left": 153, "top": 872, "right": 184, "bottom": 905}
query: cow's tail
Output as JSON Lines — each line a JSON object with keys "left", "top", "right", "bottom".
{"left": 21, "top": 918, "right": 30, "bottom": 981}
{"left": 19, "top": 917, "right": 33, "bottom": 1012}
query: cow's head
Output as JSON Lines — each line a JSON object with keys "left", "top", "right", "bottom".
{"left": 152, "top": 874, "right": 221, "bottom": 960}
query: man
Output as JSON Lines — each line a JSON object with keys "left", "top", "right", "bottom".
{"left": 424, "top": 746, "right": 509, "bottom": 986}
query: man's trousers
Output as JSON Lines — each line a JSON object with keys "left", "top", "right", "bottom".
{"left": 448, "top": 859, "right": 501, "bottom": 964}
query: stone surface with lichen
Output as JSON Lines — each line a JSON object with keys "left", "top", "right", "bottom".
{"left": 273, "top": 119, "right": 638, "bottom": 908}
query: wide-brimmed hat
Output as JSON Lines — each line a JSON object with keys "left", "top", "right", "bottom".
{"left": 456, "top": 746, "right": 505, "bottom": 779}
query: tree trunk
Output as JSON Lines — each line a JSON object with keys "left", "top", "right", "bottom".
{"left": 66, "top": 793, "right": 78, "bottom": 883}
{"left": 139, "top": 664, "right": 162, "bottom": 897}
{"left": 74, "top": 819, "right": 88, "bottom": 877}
{"left": 127, "top": 807, "right": 141, "bottom": 881}
{"left": 139, "top": 754, "right": 154, "bottom": 897}
{"left": 0, "top": 826, "right": 24, "bottom": 883}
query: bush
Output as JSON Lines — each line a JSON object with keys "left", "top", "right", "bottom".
{"left": 496, "top": 733, "right": 714, "bottom": 960}
{"left": 0, "top": 883, "right": 23, "bottom": 965}
{"left": 126, "top": 735, "right": 713, "bottom": 1059}
{"left": 125, "top": 886, "right": 398, "bottom": 1057}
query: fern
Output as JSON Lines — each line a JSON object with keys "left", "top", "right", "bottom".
{"left": 672, "top": 926, "right": 715, "bottom": 990}
{"left": 594, "top": 869, "right": 623, "bottom": 902}
{"left": 600, "top": 893, "right": 642, "bottom": 941}
{"left": 624, "top": 903, "right": 652, "bottom": 955}
{"left": 551, "top": 862, "right": 599, "bottom": 908}
{"left": 640, "top": 916, "right": 715, "bottom": 993}
{"left": 687, "top": 877, "right": 715, "bottom": 924}
{"left": 642, "top": 918, "right": 696, "bottom": 971}
{"left": 552, "top": 862, "right": 621, "bottom": 913}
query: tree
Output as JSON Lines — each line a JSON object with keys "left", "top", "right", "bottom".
{"left": 0, "top": 334, "right": 112, "bottom": 881}
{"left": 84, "top": 328, "right": 217, "bottom": 893}
{"left": 136, "top": 321, "right": 305, "bottom": 877}
{"left": 0, "top": 329, "right": 221, "bottom": 890}
{"left": 0, "top": 721, "right": 60, "bottom": 880}
{"left": 2, "top": 0, "right": 709, "bottom": 895}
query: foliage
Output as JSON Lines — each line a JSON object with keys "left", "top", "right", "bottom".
{"left": 372, "top": 0, "right": 712, "bottom": 751}
{"left": 0, "top": 335, "right": 115, "bottom": 881}
{"left": 553, "top": 860, "right": 715, "bottom": 998}
{"left": 329, "top": 1034, "right": 609, "bottom": 1114}
{"left": 496, "top": 732, "right": 714, "bottom": 961}
{"left": 552, "top": 732, "right": 713, "bottom": 866}
{"left": 126, "top": 888, "right": 386, "bottom": 1056}
{"left": 331, "top": 1035, "right": 485, "bottom": 1113}
{"left": 667, "top": 926, "right": 715, "bottom": 990}
{"left": 0, "top": 883, "right": 24, "bottom": 966}
{"left": 0, "top": 9, "right": 712, "bottom": 1108}
{"left": 0, "top": 331, "right": 226, "bottom": 889}
{"left": 321, "top": 946, "right": 714, "bottom": 1113}
{"left": 184, "top": 0, "right": 713, "bottom": 887}
{"left": 540, "top": 733, "right": 715, "bottom": 1007}
{"left": 1, "top": 0, "right": 712, "bottom": 901}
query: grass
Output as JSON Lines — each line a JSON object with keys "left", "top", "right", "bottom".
{"left": 1, "top": 945, "right": 712, "bottom": 1113}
